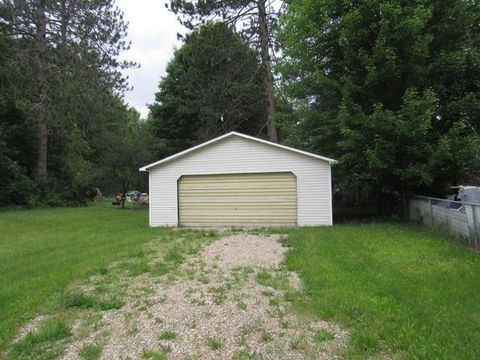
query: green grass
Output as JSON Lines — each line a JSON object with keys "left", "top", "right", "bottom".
{"left": 207, "top": 337, "right": 222, "bottom": 350}
{"left": 142, "top": 348, "right": 168, "bottom": 360}
{"left": 313, "top": 329, "right": 335, "bottom": 343}
{"left": 0, "top": 200, "right": 177, "bottom": 353}
{"left": 6, "top": 318, "right": 71, "bottom": 359}
{"left": 158, "top": 330, "right": 177, "bottom": 340}
{"left": 283, "top": 223, "right": 480, "bottom": 359}
{"left": 62, "top": 291, "right": 124, "bottom": 311}
{"left": 79, "top": 342, "right": 103, "bottom": 360}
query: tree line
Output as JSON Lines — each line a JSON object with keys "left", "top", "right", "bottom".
{"left": 0, "top": 0, "right": 157, "bottom": 206}
{"left": 1, "top": 0, "right": 479, "bottom": 213}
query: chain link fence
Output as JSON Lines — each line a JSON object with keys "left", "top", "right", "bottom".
{"left": 409, "top": 195, "right": 480, "bottom": 250}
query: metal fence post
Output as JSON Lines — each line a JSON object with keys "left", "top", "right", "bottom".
{"left": 429, "top": 198, "right": 434, "bottom": 227}
{"left": 471, "top": 205, "right": 479, "bottom": 250}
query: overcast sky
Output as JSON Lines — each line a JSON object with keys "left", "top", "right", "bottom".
{"left": 116, "top": 0, "right": 185, "bottom": 118}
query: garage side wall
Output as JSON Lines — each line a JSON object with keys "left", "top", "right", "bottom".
{"left": 148, "top": 136, "right": 332, "bottom": 226}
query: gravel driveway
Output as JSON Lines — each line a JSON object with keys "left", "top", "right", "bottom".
{"left": 18, "top": 232, "right": 349, "bottom": 359}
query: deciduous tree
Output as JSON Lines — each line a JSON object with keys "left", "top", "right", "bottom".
{"left": 278, "top": 0, "right": 480, "bottom": 205}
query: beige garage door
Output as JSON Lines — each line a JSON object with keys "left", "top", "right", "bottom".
{"left": 178, "top": 172, "right": 297, "bottom": 227}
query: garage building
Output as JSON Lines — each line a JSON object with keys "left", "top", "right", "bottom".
{"left": 140, "top": 132, "right": 336, "bottom": 227}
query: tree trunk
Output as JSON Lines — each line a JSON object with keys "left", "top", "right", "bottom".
{"left": 34, "top": 1, "right": 48, "bottom": 184}
{"left": 257, "top": 0, "right": 277, "bottom": 142}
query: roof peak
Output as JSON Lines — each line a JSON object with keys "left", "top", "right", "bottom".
{"left": 139, "top": 131, "right": 336, "bottom": 171}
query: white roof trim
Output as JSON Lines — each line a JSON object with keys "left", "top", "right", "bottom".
{"left": 139, "top": 131, "right": 337, "bottom": 171}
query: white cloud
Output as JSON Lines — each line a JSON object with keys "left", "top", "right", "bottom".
{"left": 116, "top": 0, "right": 186, "bottom": 118}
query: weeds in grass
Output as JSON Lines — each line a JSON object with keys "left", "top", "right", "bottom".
{"left": 209, "top": 286, "right": 227, "bottom": 305}
{"left": 289, "top": 334, "right": 308, "bottom": 350}
{"left": 191, "top": 297, "right": 206, "bottom": 306}
{"left": 127, "top": 319, "right": 140, "bottom": 336}
{"left": 237, "top": 326, "right": 252, "bottom": 346}
{"left": 232, "top": 346, "right": 264, "bottom": 359}
{"left": 142, "top": 349, "right": 168, "bottom": 360}
{"left": 79, "top": 342, "right": 103, "bottom": 360}
{"left": 63, "top": 291, "right": 123, "bottom": 311}
{"left": 268, "top": 297, "right": 279, "bottom": 307}
{"left": 235, "top": 295, "right": 247, "bottom": 310}
{"left": 187, "top": 319, "right": 197, "bottom": 329}
{"left": 283, "top": 291, "right": 295, "bottom": 303}
{"left": 255, "top": 270, "right": 289, "bottom": 290}
{"left": 164, "top": 247, "right": 184, "bottom": 264}
{"left": 260, "top": 289, "right": 274, "bottom": 297}
{"left": 279, "top": 319, "right": 291, "bottom": 329}
{"left": 158, "top": 330, "right": 177, "bottom": 340}
{"left": 260, "top": 329, "right": 273, "bottom": 342}
{"left": 313, "top": 329, "right": 334, "bottom": 343}
{"left": 7, "top": 318, "right": 71, "bottom": 359}
{"left": 97, "top": 296, "right": 123, "bottom": 310}
{"left": 159, "top": 344, "right": 171, "bottom": 353}
{"left": 351, "top": 330, "right": 379, "bottom": 355}
{"left": 77, "top": 313, "right": 103, "bottom": 338}
{"left": 97, "top": 267, "right": 108, "bottom": 275}
{"left": 120, "top": 258, "right": 151, "bottom": 277}
{"left": 150, "top": 262, "right": 172, "bottom": 277}
{"left": 63, "top": 292, "right": 96, "bottom": 308}
{"left": 207, "top": 337, "right": 222, "bottom": 350}
{"left": 197, "top": 274, "right": 210, "bottom": 284}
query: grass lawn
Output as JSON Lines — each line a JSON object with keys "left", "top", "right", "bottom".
{"left": 0, "top": 201, "right": 179, "bottom": 353}
{"left": 3, "top": 203, "right": 480, "bottom": 360}
{"left": 283, "top": 223, "right": 480, "bottom": 359}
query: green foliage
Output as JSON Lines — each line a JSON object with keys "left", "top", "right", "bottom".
{"left": 149, "top": 22, "right": 267, "bottom": 157}
{"left": 0, "top": 1, "right": 143, "bottom": 206}
{"left": 338, "top": 88, "right": 437, "bottom": 193}
{"left": 283, "top": 224, "right": 480, "bottom": 359}
{"left": 278, "top": 0, "right": 480, "bottom": 199}
{"left": 96, "top": 105, "right": 155, "bottom": 195}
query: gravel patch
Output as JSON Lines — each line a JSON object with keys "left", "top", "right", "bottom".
{"left": 202, "top": 233, "right": 287, "bottom": 269}
{"left": 25, "top": 233, "right": 349, "bottom": 359}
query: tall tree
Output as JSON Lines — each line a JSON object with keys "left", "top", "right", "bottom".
{"left": 0, "top": 33, "right": 37, "bottom": 205}
{"left": 0, "top": 0, "right": 133, "bottom": 184}
{"left": 278, "top": 0, "right": 480, "bottom": 202}
{"left": 149, "top": 22, "right": 266, "bottom": 156}
{"left": 168, "top": 0, "right": 279, "bottom": 141}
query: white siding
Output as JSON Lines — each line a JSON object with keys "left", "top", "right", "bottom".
{"left": 148, "top": 136, "right": 332, "bottom": 227}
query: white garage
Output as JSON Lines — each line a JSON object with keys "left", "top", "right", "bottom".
{"left": 139, "top": 132, "right": 336, "bottom": 227}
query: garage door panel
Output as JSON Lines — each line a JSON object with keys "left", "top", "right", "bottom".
{"left": 178, "top": 204, "right": 297, "bottom": 210}
{"left": 178, "top": 172, "right": 297, "bottom": 227}
{"left": 179, "top": 191, "right": 297, "bottom": 204}
{"left": 178, "top": 188, "right": 296, "bottom": 195}
{"left": 180, "top": 209, "right": 297, "bottom": 216}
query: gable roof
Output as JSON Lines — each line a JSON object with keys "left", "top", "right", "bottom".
{"left": 139, "top": 131, "right": 337, "bottom": 171}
